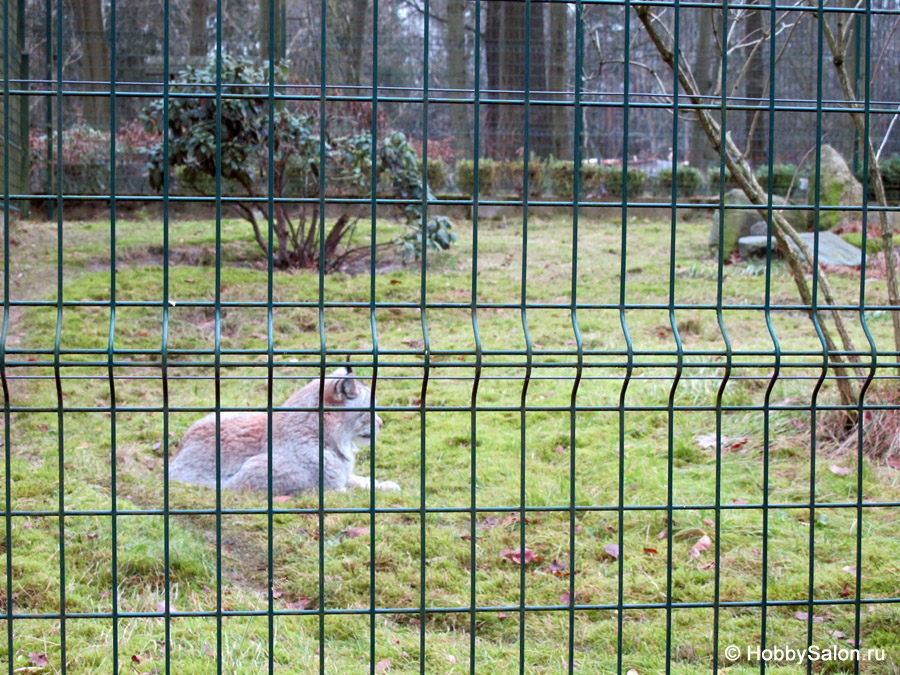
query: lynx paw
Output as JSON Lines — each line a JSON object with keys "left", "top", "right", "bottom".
{"left": 375, "top": 479, "right": 401, "bottom": 492}
{"left": 347, "top": 475, "right": 401, "bottom": 492}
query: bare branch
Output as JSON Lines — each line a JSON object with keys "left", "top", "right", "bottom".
{"left": 636, "top": 4, "right": 864, "bottom": 407}
{"left": 814, "top": 0, "right": 900, "bottom": 361}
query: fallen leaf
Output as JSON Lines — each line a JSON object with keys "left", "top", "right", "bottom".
{"left": 497, "top": 612, "right": 507, "bottom": 620}
{"left": 732, "top": 498, "right": 749, "bottom": 505}
{"left": 794, "top": 611, "right": 824, "bottom": 623}
{"left": 23, "top": 521, "right": 32, "bottom": 530}
{"left": 840, "top": 583, "right": 852, "bottom": 597}
{"left": 643, "top": 547, "right": 658, "bottom": 556}
{"left": 389, "top": 279, "right": 401, "bottom": 285}
{"left": 87, "top": 532, "right": 98, "bottom": 540}
{"left": 604, "top": 543, "right": 620, "bottom": 559}
{"left": 447, "top": 655, "right": 457, "bottom": 664}
{"left": 38, "top": 424, "right": 49, "bottom": 433}
{"left": 887, "top": 456, "right": 900, "bottom": 470}
{"left": 152, "top": 441, "right": 161, "bottom": 451}
{"left": 273, "top": 495, "right": 291, "bottom": 502}
{"left": 346, "top": 527, "right": 370, "bottom": 539}
{"left": 29, "top": 653, "right": 49, "bottom": 667}
{"left": 842, "top": 565, "right": 856, "bottom": 575}
{"left": 272, "top": 589, "right": 283, "bottom": 599}
{"left": 699, "top": 560, "right": 716, "bottom": 570}
{"left": 574, "top": 525, "right": 582, "bottom": 534}
{"left": 656, "top": 528, "right": 667, "bottom": 540}
{"left": 549, "top": 560, "right": 568, "bottom": 573}
{"left": 500, "top": 548, "right": 540, "bottom": 565}
{"left": 287, "top": 597, "right": 311, "bottom": 610}
{"left": 828, "top": 629, "right": 846, "bottom": 639}
{"left": 555, "top": 445, "right": 566, "bottom": 454}
{"left": 725, "top": 437, "right": 749, "bottom": 451}
{"left": 560, "top": 591, "right": 571, "bottom": 604}
{"left": 829, "top": 464, "right": 851, "bottom": 476}
{"left": 627, "top": 670, "right": 640, "bottom": 675}
{"left": 689, "top": 534, "right": 712, "bottom": 559}
{"left": 375, "top": 659, "right": 391, "bottom": 672}
{"left": 703, "top": 519, "right": 714, "bottom": 527}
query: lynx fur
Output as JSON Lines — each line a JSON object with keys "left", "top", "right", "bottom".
{"left": 169, "top": 367, "right": 399, "bottom": 494}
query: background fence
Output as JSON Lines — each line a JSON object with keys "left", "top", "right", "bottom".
{"left": 2, "top": 0, "right": 900, "bottom": 672}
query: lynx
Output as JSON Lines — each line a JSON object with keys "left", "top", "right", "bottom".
{"left": 169, "top": 367, "right": 399, "bottom": 494}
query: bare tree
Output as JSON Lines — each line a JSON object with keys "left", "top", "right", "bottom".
{"left": 69, "top": 0, "right": 109, "bottom": 127}
{"left": 446, "top": 0, "right": 470, "bottom": 155}
{"left": 548, "top": 2, "right": 569, "bottom": 158}
{"left": 258, "top": 0, "right": 284, "bottom": 61}
{"left": 635, "top": 3, "right": 865, "bottom": 408}
{"left": 814, "top": 0, "right": 900, "bottom": 362}
{"left": 190, "top": 0, "right": 208, "bottom": 57}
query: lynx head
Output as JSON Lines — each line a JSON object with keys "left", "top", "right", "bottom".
{"left": 323, "top": 366, "right": 383, "bottom": 446}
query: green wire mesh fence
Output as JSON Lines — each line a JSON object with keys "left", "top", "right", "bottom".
{"left": 3, "top": 0, "right": 900, "bottom": 671}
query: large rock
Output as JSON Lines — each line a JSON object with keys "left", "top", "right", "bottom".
{"left": 792, "top": 231, "right": 863, "bottom": 266}
{"left": 809, "top": 145, "right": 864, "bottom": 230}
{"left": 709, "top": 189, "right": 808, "bottom": 260}
{"left": 737, "top": 231, "right": 863, "bottom": 266}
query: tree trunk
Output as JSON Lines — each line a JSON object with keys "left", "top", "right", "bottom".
{"left": 548, "top": 2, "right": 569, "bottom": 159}
{"left": 743, "top": 4, "right": 767, "bottom": 165}
{"left": 483, "top": 1, "right": 502, "bottom": 157}
{"left": 446, "top": 0, "right": 470, "bottom": 156}
{"left": 528, "top": 3, "right": 551, "bottom": 158}
{"left": 190, "top": 0, "right": 208, "bottom": 57}
{"left": 497, "top": 2, "right": 525, "bottom": 159}
{"left": 70, "top": 0, "right": 110, "bottom": 128}
{"left": 258, "top": 0, "right": 285, "bottom": 62}
{"left": 690, "top": 8, "right": 719, "bottom": 169}
{"left": 347, "top": 0, "right": 369, "bottom": 86}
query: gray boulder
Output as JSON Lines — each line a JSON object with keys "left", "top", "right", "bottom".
{"left": 738, "top": 235, "right": 776, "bottom": 260}
{"left": 737, "top": 231, "right": 864, "bottom": 266}
{"left": 809, "top": 145, "right": 863, "bottom": 230}
{"left": 791, "top": 231, "right": 863, "bottom": 266}
{"left": 709, "top": 189, "right": 808, "bottom": 260}
{"left": 749, "top": 220, "right": 769, "bottom": 236}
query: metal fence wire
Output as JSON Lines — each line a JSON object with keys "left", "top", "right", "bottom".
{"left": 2, "top": 0, "right": 900, "bottom": 671}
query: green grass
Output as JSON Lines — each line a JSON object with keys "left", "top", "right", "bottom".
{"left": 1, "top": 209, "right": 899, "bottom": 673}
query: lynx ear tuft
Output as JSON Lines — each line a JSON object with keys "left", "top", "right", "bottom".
{"left": 332, "top": 371, "right": 358, "bottom": 400}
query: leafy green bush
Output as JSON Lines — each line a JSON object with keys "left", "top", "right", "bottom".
{"left": 548, "top": 161, "right": 574, "bottom": 198}
{"left": 141, "top": 56, "right": 453, "bottom": 268}
{"left": 504, "top": 160, "right": 545, "bottom": 198}
{"left": 581, "top": 164, "right": 603, "bottom": 195}
{"left": 706, "top": 166, "right": 737, "bottom": 191}
{"left": 417, "top": 158, "right": 448, "bottom": 193}
{"left": 599, "top": 166, "right": 648, "bottom": 199}
{"left": 755, "top": 163, "right": 798, "bottom": 197}
{"left": 426, "top": 158, "right": 448, "bottom": 192}
{"left": 454, "top": 158, "right": 498, "bottom": 196}
{"left": 659, "top": 166, "right": 704, "bottom": 196}
{"left": 547, "top": 161, "right": 605, "bottom": 199}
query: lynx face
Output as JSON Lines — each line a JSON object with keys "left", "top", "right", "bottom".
{"left": 328, "top": 369, "right": 384, "bottom": 447}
